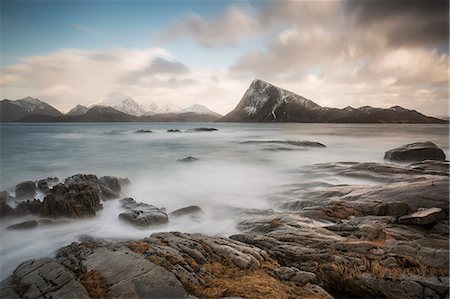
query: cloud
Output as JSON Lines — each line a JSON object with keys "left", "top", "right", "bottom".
{"left": 161, "top": 6, "right": 261, "bottom": 47}
{"left": 0, "top": 48, "right": 245, "bottom": 114}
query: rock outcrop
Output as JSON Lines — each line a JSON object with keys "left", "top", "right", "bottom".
{"left": 384, "top": 142, "right": 446, "bottom": 162}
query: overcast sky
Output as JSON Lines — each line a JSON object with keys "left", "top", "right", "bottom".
{"left": 1, "top": 0, "right": 448, "bottom": 116}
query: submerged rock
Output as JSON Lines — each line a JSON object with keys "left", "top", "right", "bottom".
{"left": 6, "top": 220, "right": 39, "bottom": 230}
{"left": 178, "top": 156, "right": 199, "bottom": 162}
{"left": 240, "top": 140, "right": 326, "bottom": 147}
{"left": 384, "top": 142, "right": 446, "bottom": 162}
{"left": 398, "top": 208, "right": 446, "bottom": 225}
{"left": 186, "top": 127, "right": 218, "bottom": 132}
{"left": 170, "top": 205, "right": 203, "bottom": 217}
{"left": 167, "top": 129, "right": 182, "bottom": 133}
{"left": 135, "top": 129, "right": 153, "bottom": 133}
{"left": 119, "top": 198, "right": 168, "bottom": 227}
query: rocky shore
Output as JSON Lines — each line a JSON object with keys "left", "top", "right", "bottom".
{"left": 0, "top": 142, "right": 448, "bottom": 298}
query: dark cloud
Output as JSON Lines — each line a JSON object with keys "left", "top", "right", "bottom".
{"left": 345, "top": 0, "right": 449, "bottom": 47}
{"left": 145, "top": 57, "right": 188, "bottom": 74}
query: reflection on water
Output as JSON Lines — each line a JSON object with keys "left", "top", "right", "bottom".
{"left": 0, "top": 122, "right": 448, "bottom": 278}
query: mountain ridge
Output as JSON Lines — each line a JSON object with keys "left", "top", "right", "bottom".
{"left": 220, "top": 79, "right": 445, "bottom": 123}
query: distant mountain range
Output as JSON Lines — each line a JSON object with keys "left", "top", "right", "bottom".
{"left": 0, "top": 93, "right": 222, "bottom": 122}
{"left": 1, "top": 81, "right": 446, "bottom": 123}
{"left": 220, "top": 80, "right": 446, "bottom": 123}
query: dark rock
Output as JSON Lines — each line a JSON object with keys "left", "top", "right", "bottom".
{"left": 15, "top": 181, "right": 36, "bottom": 198}
{"left": 398, "top": 208, "right": 446, "bottom": 225}
{"left": 15, "top": 199, "right": 43, "bottom": 216}
{"left": 178, "top": 156, "right": 199, "bottom": 162}
{"left": 119, "top": 198, "right": 168, "bottom": 227}
{"left": 37, "top": 177, "right": 59, "bottom": 194}
{"left": 0, "top": 193, "right": 15, "bottom": 218}
{"left": 6, "top": 220, "right": 39, "bottom": 230}
{"left": 384, "top": 142, "right": 446, "bottom": 162}
{"left": 167, "top": 129, "right": 182, "bottom": 133}
{"left": 186, "top": 127, "right": 218, "bottom": 132}
{"left": 135, "top": 129, "right": 153, "bottom": 133}
{"left": 170, "top": 205, "right": 203, "bottom": 217}
{"left": 276, "top": 267, "right": 317, "bottom": 285}
{"left": 99, "top": 176, "right": 124, "bottom": 199}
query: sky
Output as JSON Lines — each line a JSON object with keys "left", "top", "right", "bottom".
{"left": 0, "top": 0, "right": 448, "bottom": 116}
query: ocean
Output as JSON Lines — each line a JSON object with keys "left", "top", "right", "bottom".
{"left": 0, "top": 122, "right": 448, "bottom": 279}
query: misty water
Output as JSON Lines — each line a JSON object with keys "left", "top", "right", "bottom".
{"left": 0, "top": 123, "right": 448, "bottom": 279}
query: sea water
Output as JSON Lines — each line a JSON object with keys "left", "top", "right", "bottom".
{"left": 0, "top": 123, "right": 448, "bottom": 279}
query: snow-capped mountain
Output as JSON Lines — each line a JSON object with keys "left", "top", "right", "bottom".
{"left": 92, "top": 92, "right": 146, "bottom": 116}
{"left": 220, "top": 79, "right": 446, "bottom": 123}
{"left": 13, "top": 97, "right": 63, "bottom": 116}
{"left": 182, "top": 104, "right": 222, "bottom": 117}
{"left": 66, "top": 104, "right": 88, "bottom": 116}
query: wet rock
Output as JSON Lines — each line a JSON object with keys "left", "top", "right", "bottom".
{"left": 37, "top": 177, "right": 59, "bottom": 194}
{"left": 167, "top": 129, "right": 182, "bottom": 133}
{"left": 186, "top": 127, "right": 218, "bottom": 132}
{"left": 398, "top": 208, "right": 446, "bottom": 225}
{"left": 99, "top": 176, "right": 122, "bottom": 192}
{"left": 178, "top": 156, "right": 199, "bottom": 162}
{"left": 0, "top": 193, "right": 15, "bottom": 218}
{"left": 0, "top": 258, "right": 90, "bottom": 299}
{"left": 384, "top": 142, "right": 446, "bottom": 162}
{"left": 170, "top": 205, "right": 203, "bottom": 217}
{"left": 15, "top": 181, "right": 36, "bottom": 198}
{"left": 6, "top": 220, "right": 39, "bottom": 230}
{"left": 119, "top": 198, "right": 168, "bottom": 227}
{"left": 135, "top": 129, "right": 153, "bottom": 133}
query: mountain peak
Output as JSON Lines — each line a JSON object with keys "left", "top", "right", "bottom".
{"left": 182, "top": 104, "right": 221, "bottom": 116}
{"left": 94, "top": 92, "right": 146, "bottom": 116}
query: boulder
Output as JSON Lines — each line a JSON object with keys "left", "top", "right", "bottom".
{"left": 37, "top": 177, "right": 59, "bottom": 194}
{"left": 6, "top": 220, "right": 39, "bottom": 230}
{"left": 170, "top": 205, "right": 203, "bottom": 217}
{"left": 119, "top": 198, "right": 168, "bottom": 227}
{"left": 99, "top": 175, "right": 126, "bottom": 199}
{"left": 398, "top": 207, "right": 446, "bottom": 225}
{"left": 384, "top": 142, "right": 446, "bottom": 162}
{"left": 167, "top": 129, "right": 182, "bottom": 133}
{"left": 0, "top": 193, "right": 15, "bottom": 218}
{"left": 135, "top": 129, "right": 153, "bottom": 133}
{"left": 15, "top": 181, "right": 36, "bottom": 198}
{"left": 375, "top": 201, "right": 410, "bottom": 217}
{"left": 187, "top": 127, "right": 218, "bottom": 132}
{"left": 276, "top": 267, "right": 317, "bottom": 285}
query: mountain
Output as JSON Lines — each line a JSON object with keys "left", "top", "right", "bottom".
{"left": 0, "top": 97, "right": 63, "bottom": 122}
{"left": 220, "top": 79, "right": 446, "bottom": 123}
{"left": 66, "top": 104, "right": 88, "bottom": 116}
{"left": 182, "top": 104, "right": 222, "bottom": 117}
{"left": 92, "top": 92, "right": 146, "bottom": 116}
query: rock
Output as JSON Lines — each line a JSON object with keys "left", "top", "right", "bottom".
{"left": 167, "top": 129, "right": 182, "bottom": 133}
{"left": 119, "top": 198, "right": 168, "bottom": 227}
{"left": 276, "top": 267, "right": 317, "bottom": 285}
{"left": 0, "top": 258, "right": 90, "bottom": 299}
{"left": 178, "top": 156, "right": 199, "bottom": 162}
{"left": 135, "top": 129, "right": 153, "bottom": 133}
{"left": 0, "top": 194, "right": 15, "bottom": 218}
{"left": 398, "top": 208, "right": 446, "bottom": 225}
{"left": 15, "top": 181, "right": 36, "bottom": 198}
{"left": 384, "top": 142, "right": 446, "bottom": 162}
{"left": 99, "top": 176, "right": 122, "bottom": 192}
{"left": 170, "top": 205, "right": 203, "bottom": 217}
{"left": 37, "top": 177, "right": 59, "bottom": 194}
{"left": 375, "top": 201, "right": 410, "bottom": 217}
{"left": 187, "top": 127, "right": 218, "bottom": 132}
{"left": 6, "top": 220, "right": 39, "bottom": 230}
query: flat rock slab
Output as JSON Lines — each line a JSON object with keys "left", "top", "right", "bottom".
{"left": 398, "top": 207, "right": 446, "bottom": 225}
{"left": 82, "top": 246, "right": 188, "bottom": 298}
{"left": 384, "top": 142, "right": 446, "bottom": 162}
{"left": 0, "top": 258, "right": 90, "bottom": 299}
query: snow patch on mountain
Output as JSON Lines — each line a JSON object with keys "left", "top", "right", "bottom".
{"left": 93, "top": 92, "right": 146, "bottom": 116}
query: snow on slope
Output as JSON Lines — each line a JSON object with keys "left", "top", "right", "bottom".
{"left": 93, "top": 92, "right": 146, "bottom": 116}
{"left": 182, "top": 104, "right": 219, "bottom": 115}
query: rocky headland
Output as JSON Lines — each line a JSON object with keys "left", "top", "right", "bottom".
{"left": 0, "top": 142, "right": 448, "bottom": 298}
